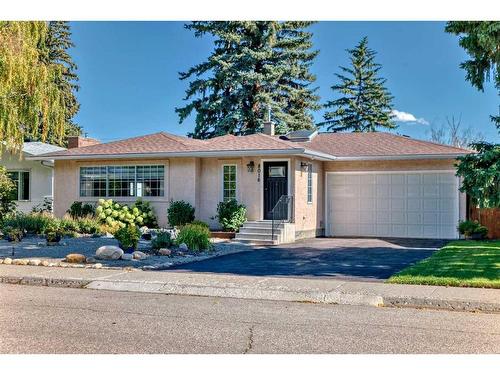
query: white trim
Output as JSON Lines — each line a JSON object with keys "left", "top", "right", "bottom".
{"left": 324, "top": 170, "right": 460, "bottom": 238}
{"left": 260, "top": 158, "right": 291, "bottom": 221}
{"left": 29, "top": 148, "right": 337, "bottom": 161}
{"left": 307, "top": 163, "right": 313, "bottom": 205}
{"left": 332, "top": 154, "right": 465, "bottom": 161}
{"left": 221, "top": 163, "right": 238, "bottom": 202}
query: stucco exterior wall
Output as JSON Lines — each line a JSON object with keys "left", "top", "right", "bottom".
{"left": 1, "top": 150, "right": 54, "bottom": 213}
{"left": 293, "top": 157, "right": 324, "bottom": 238}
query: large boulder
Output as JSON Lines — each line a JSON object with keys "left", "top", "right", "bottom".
{"left": 132, "top": 251, "right": 148, "bottom": 260}
{"left": 121, "top": 253, "right": 133, "bottom": 261}
{"left": 158, "top": 248, "right": 172, "bottom": 256}
{"left": 65, "top": 254, "right": 86, "bottom": 264}
{"left": 96, "top": 246, "right": 124, "bottom": 260}
{"left": 178, "top": 243, "right": 188, "bottom": 251}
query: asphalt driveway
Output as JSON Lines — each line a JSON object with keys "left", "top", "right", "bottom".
{"left": 168, "top": 238, "right": 447, "bottom": 281}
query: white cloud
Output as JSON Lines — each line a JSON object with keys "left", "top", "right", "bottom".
{"left": 391, "top": 110, "right": 429, "bottom": 125}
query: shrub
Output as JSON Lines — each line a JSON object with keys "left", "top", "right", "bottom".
{"left": 60, "top": 215, "right": 81, "bottom": 234}
{"left": 167, "top": 200, "right": 195, "bottom": 227}
{"left": 133, "top": 199, "right": 157, "bottom": 227}
{"left": 95, "top": 198, "right": 154, "bottom": 229}
{"left": 114, "top": 224, "right": 141, "bottom": 251}
{"left": 151, "top": 230, "right": 173, "bottom": 250}
{"left": 76, "top": 217, "right": 101, "bottom": 234}
{"left": 215, "top": 199, "right": 247, "bottom": 232}
{"left": 176, "top": 223, "right": 211, "bottom": 252}
{"left": 68, "top": 201, "right": 95, "bottom": 218}
{"left": 191, "top": 220, "right": 210, "bottom": 229}
{"left": 32, "top": 197, "right": 53, "bottom": 214}
{"left": 0, "top": 166, "right": 16, "bottom": 224}
{"left": 2, "top": 213, "right": 57, "bottom": 235}
{"left": 3, "top": 226, "right": 23, "bottom": 242}
{"left": 457, "top": 220, "right": 489, "bottom": 239}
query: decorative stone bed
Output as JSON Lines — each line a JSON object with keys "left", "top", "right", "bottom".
{"left": 0, "top": 235, "right": 252, "bottom": 271}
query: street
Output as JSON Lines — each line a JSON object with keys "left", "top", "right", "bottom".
{"left": 0, "top": 284, "right": 499, "bottom": 354}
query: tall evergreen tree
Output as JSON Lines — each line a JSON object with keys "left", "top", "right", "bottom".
{"left": 445, "top": 21, "right": 500, "bottom": 131}
{"left": 176, "top": 21, "right": 319, "bottom": 138}
{"left": 320, "top": 37, "right": 395, "bottom": 132}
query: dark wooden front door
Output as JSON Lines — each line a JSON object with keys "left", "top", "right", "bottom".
{"left": 263, "top": 161, "right": 288, "bottom": 220}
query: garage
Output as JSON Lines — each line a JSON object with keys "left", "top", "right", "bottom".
{"left": 326, "top": 171, "right": 460, "bottom": 239}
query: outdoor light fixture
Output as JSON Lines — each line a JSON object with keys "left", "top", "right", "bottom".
{"left": 247, "top": 161, "right": 255, "bottom": 173}
{"left": 300, "top": 161, "right": 309, "bottom": 171}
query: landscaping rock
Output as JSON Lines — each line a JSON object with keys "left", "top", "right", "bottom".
{"left": 85, "top": 257, "right": 97, "bottom": 264}
{"left": 95, "top": 246, "right": 123, "bottom": 260}
{"left": 158, "top": 248, "right": 172, "bottom": 256}
{"left": 0, "top": 259, "right": 3, "bottom": 264}
{"left": 179, "top": 243, "right": 189, "bottom": 251}
{"left": 3, "top": 258, "right": 12, "bottom": 265}
{"left": 176, "top": 251, "right": 186, "bottom": 257}
{"left": 93, "top": 263, "right": 103, "bottom": 269}
{"left": 13, "top": 259, "right": 29, "bottom": 265}
{"left": 121, "top": 253, "right": 133, "bottom": 261}
{"left": 28, "top": 259, "right": 41, "bottom": 266}
{"left": 41, "top": 260, "right": 50, "bottom": 267}
{"left": 132, "top": 251, "right": 148, "bottom": 260}
{"left": 65, "top": 253, "right": 86, "bottom": 264}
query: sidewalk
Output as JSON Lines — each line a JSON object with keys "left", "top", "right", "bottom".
{"left": 1, "top": 264, "right": 499, "bottom": 313}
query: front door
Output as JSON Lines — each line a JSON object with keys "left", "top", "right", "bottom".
{"left": 263, "top": 161, "right": 288, "bottom": 220}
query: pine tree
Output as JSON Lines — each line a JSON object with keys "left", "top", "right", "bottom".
{"left": 176, "top": 21, "right": 319, "bottom": 138}
{"left": 42, "top": 21, "right": 82, "bottom": 143}
{"left": 320, "top": 37, "right": 395, "bottom": 132}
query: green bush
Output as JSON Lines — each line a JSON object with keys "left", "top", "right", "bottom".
{"left": 114, "top": 224, "right": 141, "bottom": 251}
{"left": 32, "top": 197, "right": 53, "bottom": 214}
{"left": 3, "top": 226, "right": 23, "bottom": 242}
{"left": 216, "top": 199, "right": 247, "bottom": 232}
{"left": 60, "top": 215, "right": 81, "bottom": 234}
{"left": 457, "top": 220, "right": 489, "bottom": 239}
{"left": 151, "top": 231, "right": 173, "bottom": 250}
{"left": 67, "top": 201, "right": 95, "bottom": 218}
{"left": 44, "top": 221, "right": 63, "bottom": 243}
{"left": 2, "top": 213, "right": 57, "bottom": 235}
{"left": 0, "top": 166, "right": 16, "bottom": 224}
{"left": 191, "top": 220, "right": 210, "bottom": 229}
{"left": 76, "top": 217, "right": 101, "bottom": 234}
{"left": 133, "top": 199, "right": 157, "bottom": 227}
{"left": 167, "top": 200, "right": 195, "bottom": 227}
{"left": 176, "top": 223, "right": 211, "bottom": 252}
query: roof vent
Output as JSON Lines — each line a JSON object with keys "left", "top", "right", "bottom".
{"left": 281, "top": 129, "right": 318, "bottom": 142}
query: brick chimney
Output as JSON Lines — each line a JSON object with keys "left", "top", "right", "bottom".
{"left": 67, "top": 136, "right": 100, "bottom": 149}
{"left": 263, "top": 121, "right": 275, "bottom": 136}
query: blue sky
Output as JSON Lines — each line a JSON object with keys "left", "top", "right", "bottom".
{"left": 70, "top": 21, "right": 499, "bottom": 143}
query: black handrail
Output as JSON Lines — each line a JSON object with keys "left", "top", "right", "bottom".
{"left": 270, "top": 195, "right": 294, "bottom": 241}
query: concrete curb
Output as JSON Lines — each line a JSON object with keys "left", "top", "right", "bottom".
{"left": 1, "top": 265, "right": 499, "bottom": 313}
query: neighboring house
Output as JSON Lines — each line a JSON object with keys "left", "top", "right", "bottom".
{"left": 1, "top": 142, "right": 66, "bottom": 213}
{"left": 32, "top": 124, "right": 472, "bottom": 243}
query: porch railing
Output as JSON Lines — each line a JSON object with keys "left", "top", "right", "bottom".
{"left": 270, "top": 195, "right": 294, "bottom": 241}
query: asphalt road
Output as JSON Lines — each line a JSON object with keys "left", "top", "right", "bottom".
{"left": 1, "top": 284, "right": 499, "bottom": 354}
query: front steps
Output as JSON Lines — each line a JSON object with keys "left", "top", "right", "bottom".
{"left": 235, "top": 221, "right": 295, "bottom": 245}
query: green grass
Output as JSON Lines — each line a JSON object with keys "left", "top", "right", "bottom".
{"left": 387, "top": 240, "right": 500, "bottom": 289}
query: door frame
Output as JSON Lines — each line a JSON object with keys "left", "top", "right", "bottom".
{"left": 324, "top": 170, "right": 461, "bottom": 238}
{"left": 260, "top": 158, "right": 291, "bottom": 221}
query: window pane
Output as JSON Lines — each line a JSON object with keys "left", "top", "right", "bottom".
{"left": 137, "top": 165, "right": 164, "bottom": 197}
{"left": 269, "top": 166, "right": 285, "bottom": 177}
{"left": 108, "top": 166, "right": 136, "bottom": 197}
{"left": 7, "top": 171, "right": 19, "bottom": 200}
{"left": 21, "top": 171, "right": 30, "bottom": 200}
{"left": 80, "top": 167, "right": 107, "bottom": 197}
{"left": 307, "top": 164, "right": 313, "bottom": 203}
{"left": 223, "top": 165, "right": 237, "bottom": 201}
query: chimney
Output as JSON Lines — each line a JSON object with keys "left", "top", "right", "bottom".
{"left": 263, "top": 121, "right": 275, "bottom": 136}
{"left": 67, "top": 136, "right": 100, "bottom": 149}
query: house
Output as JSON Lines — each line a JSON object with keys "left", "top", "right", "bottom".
{"left": 0, "top": 142, "right": 66, "bottom": 213}
{"left": 31, "top": 123, "right": 472, "bottom": 243}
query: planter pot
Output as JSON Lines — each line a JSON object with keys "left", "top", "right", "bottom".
{"left": 142, "top": 233, "right": 152, "bottom": 241}
{"left": 46, "top": 234, "right": 62, "bottom": 245}
{"left": 210, "top": 231, "right": 235, "bottom": 239}
{"left": 119, "top": 245, "right": 136, "bottom": 254}
{"left": 471, "top": 233, "right": 484, "bottom": 240}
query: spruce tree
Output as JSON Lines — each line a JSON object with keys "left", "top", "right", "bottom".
{"left": 320, "top": 37, "right": 395, "bottom": 132}
{"left": 176, "top": 21, "right": 319, "bottom": 138}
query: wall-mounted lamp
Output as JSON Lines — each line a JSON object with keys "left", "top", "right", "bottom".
{"left": 246, "top": 161, "right": 255, "bottom": 173}
{"left": 300, "top": 161, "right": 309, "bottom": 171}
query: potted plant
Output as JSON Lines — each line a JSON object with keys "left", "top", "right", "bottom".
{"left": 44, "top": 222, "right": 63, "bottom": 245}
{"left": 3, "top": 226, "right": 23, "bottom": 242}
{"left": 114, "top": 224, "right": 140, "bottom": 253}
{"left": 457, "top": 220, "right": 489, "bottom": 240}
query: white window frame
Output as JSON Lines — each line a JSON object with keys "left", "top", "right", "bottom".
{"left": 307, "top": 163, "right": 313, "bottom": 204}
{"left": 221, "top": 164, "right": 238, "bottom": 202}
{"left": 8, "top": 169, "right": 31, "bottom": 201}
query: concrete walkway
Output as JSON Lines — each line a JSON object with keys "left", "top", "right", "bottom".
{"left": 1, "top": 264, "right": 499, "bottom": 313}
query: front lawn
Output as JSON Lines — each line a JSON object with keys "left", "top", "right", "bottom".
{"left": 387, "top": 240, "right": 500, "bottom": 288}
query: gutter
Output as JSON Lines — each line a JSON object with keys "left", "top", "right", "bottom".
{"left": 28, "top": 148, "right": 337, "bottom": 162}
{"left": 331, "top": 153, "right": 468, "bottom": 161}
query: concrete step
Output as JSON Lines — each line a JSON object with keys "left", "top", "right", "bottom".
{"left": 235, "top": 233, "right": 279, "bottom": 241}
{"left": 238, "top": 227, "right": 277, "bottom": 235}
{"left": 242, "top": 221, "right": 284, "bottom": 229}
{"left": 235, "top": 238, "right": 277, "bottom": 245}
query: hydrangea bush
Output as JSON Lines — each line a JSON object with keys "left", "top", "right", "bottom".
{"left": 95, "top": 199, "right": 157, "bottom": 232}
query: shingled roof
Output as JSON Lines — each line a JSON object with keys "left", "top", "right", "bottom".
{"left": 32, "top": 131, "right": 471, "bottom": 161}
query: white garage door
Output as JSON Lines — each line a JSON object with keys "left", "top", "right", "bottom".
{"left": 326, "top": 171, "right": 459, "bottom": 239}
